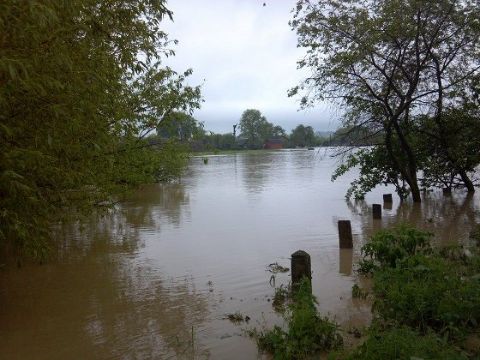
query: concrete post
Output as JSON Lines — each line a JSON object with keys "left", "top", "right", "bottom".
{"left": 291, "top": 250, "right": 311, "bottom": 290}
{"left": 372, "top": 204, "right": 382, "bottom": 219}
{"left": 338, "top": 220, "right": 353, "bottom": 249}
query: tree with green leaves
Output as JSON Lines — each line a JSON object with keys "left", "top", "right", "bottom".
{"left": 239, "top": 109, "right": 281, "bottom": 149}
{"left": 201, "top": 132, "right": 237, "bottom": 150}
{"left": 156, "top": 112, "right": 203, "bottom": 141}
{"left": 0, "top": 1, "right": 201, "bottom": 260}
{"left": 290, "top": 124, "right": 315, "bottom": 147}
{"left": 415, "top": 107, "right": 480, "bottom": 191}
{"left": 291, "top": 0, "right": 480, "bottom": 201}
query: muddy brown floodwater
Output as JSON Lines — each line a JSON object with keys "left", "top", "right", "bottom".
{"left": 1, "top": 148, "right": 479, "bottom": 359}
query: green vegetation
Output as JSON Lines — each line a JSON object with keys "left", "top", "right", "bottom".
{"left": 252, "top": 225, "right": 480, "bottom": 359}
{"left": 343, "top": 327, "right": 468, "bottom": 360}
{"left": 342, "top": 225, "right": 480, "bottom": 358}
{"left": 373, "top": 254, "right": 480, "bottom": 338}
{"left": 358, "top": 225, "right": 432, "bottom": 272}
{"left": 238, "top": 109, "right": 286, "bottom": 149}
{"left": 251, "top": 279, "right": 343, "bottom": 359}
{"left": 291, "top": 0, "right": 480, "bottom": 201}
{"left": 289, "top": 124, "right": 316, "bottom": 148}
{"left": 156, "top": 112, "right": 204, "bottom": 142}
{"left": 351, "top": 284, "right": 367, "bottom": 300}
{"left": 187, "top": 109, "right": 328, "bottom": 152}
{"left": 326, "top": 126, "right": 382, "bottom": 147}
{"left": 272, "top": 284, "right": 289, "bottom": 312}
{"left": 332, "top": 147, "right": 411, "bottom": 201}
{"left": 1, "top": 1, "right": 201, "bottom": 260}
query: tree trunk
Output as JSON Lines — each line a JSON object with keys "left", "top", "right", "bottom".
{"left": 384, "top": 125, "right": 421, "bottom": 202}
{"left": 409, "top": 176, "right": 422, "bottom": 202}
{"left": 459, "top": 170, "right": 475, "bottom": 193}
{"left": 391, "top": 119, "right": 422, "bottom": 203}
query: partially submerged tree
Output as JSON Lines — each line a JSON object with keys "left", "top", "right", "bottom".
{"left": 415, "top": 108, "right": 480, "bottom": 191}
{"left": 0, "top": 1, "right": 201, "bottom": 259}
{"left": 291, "top": 0, "right": 480, "bottom": 201}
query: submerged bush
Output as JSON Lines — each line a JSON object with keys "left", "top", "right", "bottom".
{"left": 358, "top": 225, "right": 432, "bottom": 273}
{"left": 351, "top": 284, "right": 368, "bottom": 299}
{"left": 252, "top": 279, "right": 343, "bottom": 359}
{"left": 272, "top": 284, "right": 289, "bottom": 312}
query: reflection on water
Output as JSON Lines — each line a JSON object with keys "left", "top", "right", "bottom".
{"left": 339, "top": 249, "right": 353, "bottom": 276}
{"left": 0, "top": 223, "right": 210, "bottom": 360}
{"left": 1, "top": 148, "right": 479, "bottom": 359}
{"left": 352, "top": 191, "right": 479, "bottom": 246}
{"left": 241, "top": 152, "right": 275, "bottom": 195}
{"left": 123, "top": 183, "right": 190, "bottom": 230}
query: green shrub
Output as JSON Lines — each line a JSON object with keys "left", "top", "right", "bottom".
{"left": 342, "top": 326, "right": 467, "bottom": 360}
{"left": 372, "top": 254, "right": 480, "bottom": 338}
{"left": 341, "top": 225, "right": 480, "bottom": 358}
{"left": 272, "top": 284, "right": 289, "bottom": 311}
{"left": 253, "top": 279, "right": 343, "bottom": 359}
{"left": 351, "top": 284, "right": 368, "bottom": 299}
{"left": 359, "top": 225, "right": 432, "bottom": 273}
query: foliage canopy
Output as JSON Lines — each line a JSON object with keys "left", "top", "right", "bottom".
{"left": 0, "top": 1, "right": 201, "bottom": 260}
{"left": 291, "top": 0, "right": 480, "bottom": 201}
{"left": 239, "top": 109, "right": 285, "bottom": 149}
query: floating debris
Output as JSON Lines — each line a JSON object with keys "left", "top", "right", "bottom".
{"left": 267, "top": 262, "right": 289, "bottom": 274}
{"left": 223, "top": 312, "right": 249, "bottom": 324}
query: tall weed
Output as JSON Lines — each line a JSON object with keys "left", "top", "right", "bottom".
{"left": 252, "top": 279, "right": 343, "bottom": 359}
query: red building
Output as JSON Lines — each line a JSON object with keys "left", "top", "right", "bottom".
{"left": 263, "top": 138, "right": 284, "bottom": 149}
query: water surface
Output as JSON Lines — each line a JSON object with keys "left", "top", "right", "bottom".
{"left": 1, "top": 149, "right": 478, "bottom": 359}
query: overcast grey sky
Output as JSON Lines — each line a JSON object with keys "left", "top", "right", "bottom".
{"left": 163, "top": 0, "right": 340, "bottom": 134}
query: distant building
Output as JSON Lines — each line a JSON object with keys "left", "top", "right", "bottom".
{"left": 264, "top": 138, "right": 284, "bottom": 149}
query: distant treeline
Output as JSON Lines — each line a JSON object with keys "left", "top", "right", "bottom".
{"left": 149, "top": 109, "right": 372, "bottom": 151}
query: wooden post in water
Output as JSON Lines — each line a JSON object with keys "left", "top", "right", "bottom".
{"left": 291, "top": 250, "right": 311, "bottom": 291}
{"left": 372, "top": 204, "right": 382, "bottom": 219}
{"left": 383, "top": 194, "right": 393, "bottom": 203}
{"left": 338, "top": 220, "right": 353, "bottom": 249}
